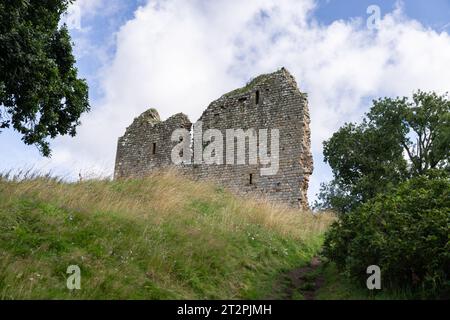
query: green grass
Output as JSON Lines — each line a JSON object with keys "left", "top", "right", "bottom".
{"left": 316, "top": 263, "right": 415, "bottom": 300}
{"left": 0, "top": 171, "right": 334, "bottom": 299}
{"left": 223, "top": 73, "right": 274, "bottom": 97}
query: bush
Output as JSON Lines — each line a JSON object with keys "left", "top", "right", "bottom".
{"left": 323, "top": 172, "right": 450, "bottom": 298}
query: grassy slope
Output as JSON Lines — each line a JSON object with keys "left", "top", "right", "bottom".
{"left": 0, "top": 172, "right": 334, "bottom": 299}
{"left": 316, "top": 263, "right": 414, "bottom": 300}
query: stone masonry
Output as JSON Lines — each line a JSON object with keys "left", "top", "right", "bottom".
{"left": 114, "top": 68, "right": 313, "bottom": 209}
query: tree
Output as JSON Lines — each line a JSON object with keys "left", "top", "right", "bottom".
{"left": 368, "top": 91, "right": 450, "bottom": 174}
{"left": 0, "top": 0, "right": 89, "bottom": 156}
{"left": 322, "top": 171, "right": 450, "bottom": 298}
{"left": 316, "top": 91, "right": 450, "bottom": 213}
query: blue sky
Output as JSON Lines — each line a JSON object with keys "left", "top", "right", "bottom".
{"left": 317, "top": 0, "right": 450, "bottom": 28}
{"left": 71, "top": 0, "right": 450, "bottom": 107}
{"left": 1, "top": 0, "right": 450, "bottom": 204}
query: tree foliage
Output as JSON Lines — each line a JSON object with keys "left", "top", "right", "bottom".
{"left": 0, "top": 0, "right": 89, "bottom": 156}
{"left": 316, "top": 91, "right": 450, "bottom": 213}
{"left": 368, "top": 91, "right": 450, "bottom": 174}
{"left": 322, "top": 172, "right": 450, "bottom": 298}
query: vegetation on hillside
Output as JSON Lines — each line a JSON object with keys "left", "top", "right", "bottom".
{"left": 0, "top": 171, "right": 333, "bottom": 299}
{"left": 317, "top": 90, "right": 449, "bottom": 299}
{"left": 323, "top": 172, "right": 449, "bottom": 298}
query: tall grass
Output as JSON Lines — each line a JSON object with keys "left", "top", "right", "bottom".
{"left": 0, "top": 170, "right": 334, "bottom": 299}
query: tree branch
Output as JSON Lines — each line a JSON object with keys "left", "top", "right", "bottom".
{"left": 401, "top": 140, "right": 420, "bottom": 174}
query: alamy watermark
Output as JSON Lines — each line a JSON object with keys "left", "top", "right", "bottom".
{"left": 366, "top": 265, "right": 381, "bottom": 290}
{"left": 66, "top": 265, "right": 81, "bottom": 290}
{"left": 171, "top": 121, "right": 280, "bottom": 176}
{"left": 367, "top": 5, "right": 381, "bottom": 30}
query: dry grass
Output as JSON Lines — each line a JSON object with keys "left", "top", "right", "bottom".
{"left": 0, "top": 169, "right": 334, "bottom": 299}
{"left": 1, "top": 169, "right": 334, "bottom": 237}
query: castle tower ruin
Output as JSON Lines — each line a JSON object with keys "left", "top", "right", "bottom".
{"left": 114, "top": 68, "right": 313, "bottom": 209}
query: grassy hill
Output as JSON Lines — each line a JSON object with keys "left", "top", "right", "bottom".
{"left": 0, "top": 171, "right": 334, "bottom": 299}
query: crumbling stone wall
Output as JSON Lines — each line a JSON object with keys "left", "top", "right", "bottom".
{"left": 114, "top": 68, "right": 313, "bottom": 209}
{"left": 114, "top": 110, "right": 192, "bottom": 178}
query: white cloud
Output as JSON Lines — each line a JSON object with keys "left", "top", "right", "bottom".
{"left": 60, "top": 0, "right": 104, "bottom": 31}
{"left": 11, "top": 0, "right": 450, "bottom": 200}
{"left": 70, "top": 0, "right": 105, "bottom": 19}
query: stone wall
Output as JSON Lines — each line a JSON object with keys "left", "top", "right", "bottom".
{"left": 114, "top": 68, "right": 313, "bottom": 209}
{"left": 114, "top": 110, "right": 192, "bottom": 178}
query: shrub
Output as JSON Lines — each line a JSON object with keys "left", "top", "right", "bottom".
{"left": 323, "top": 172, "right": 450, "bottom": 298}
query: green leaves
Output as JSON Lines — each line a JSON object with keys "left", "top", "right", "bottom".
{"left": 318, "top": 91, "right": 450, "bottom": 213}
{"left": 0, "top": 0, "right": 89, "bottom": 156}
{"left": 322, "top": 174, "right": 450, "bottom": 298}
{"left": 369, "top": 90, "right": 450, "bottom": 175}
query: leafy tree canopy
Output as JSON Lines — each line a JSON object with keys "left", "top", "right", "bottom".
{"left": 316, "top": 91, "right": 450, "bottom": 213}
{"left": 0, "top": 0, "right": 89, "bottom": 156}
{"left": 322, "top": 171, "right": 450, "bottom": 298}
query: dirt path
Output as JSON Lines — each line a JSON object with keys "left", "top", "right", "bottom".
{"left": 269, "top": 256, "right": 324, "bottom": 300}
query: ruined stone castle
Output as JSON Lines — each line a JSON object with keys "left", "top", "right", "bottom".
{"left": 114, "top": 68, "right": 313, "bottom": 209}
